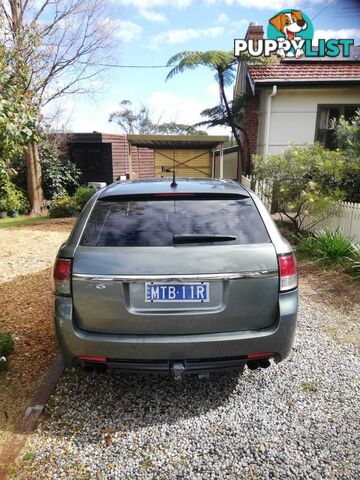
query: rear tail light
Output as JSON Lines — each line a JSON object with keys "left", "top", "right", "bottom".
{"left": 278, "top": 253, "right": 297, "bottom": 292}
{"left": 53, "top": 258, "right": 72, "bottom": 296}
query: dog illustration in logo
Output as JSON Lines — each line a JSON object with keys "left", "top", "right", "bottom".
{"left": 269, "top": 10, "right": 308, "bottom": 58}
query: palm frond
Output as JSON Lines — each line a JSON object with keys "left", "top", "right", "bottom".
{"left": 166, "top": 50, "right": 236, "bottom": 82}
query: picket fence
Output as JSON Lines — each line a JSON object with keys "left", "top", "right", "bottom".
{"left": 241, "top": 175, "right": 273, "bottom": 212}
{"left": 301, "top": 202, "right": 360, "bottom": 243}
{"left": 241, "top": 175, "right": 360, "bottom": 243}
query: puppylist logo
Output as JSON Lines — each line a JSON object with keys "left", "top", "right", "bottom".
{"left": 234, "top": 9, "right": 354, "bottom": 59}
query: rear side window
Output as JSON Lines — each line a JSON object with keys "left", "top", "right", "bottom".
{"left": 80, "top": 196, "right": 270, "bottom": 247}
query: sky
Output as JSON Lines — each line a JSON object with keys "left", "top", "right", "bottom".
{"left": 52, "top": 0, "right": 360, "bottom": 135}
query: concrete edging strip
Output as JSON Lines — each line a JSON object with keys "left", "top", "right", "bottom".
{"left": 0, "top": 353, "right": 64, "bottom": 479}
{"left": 16, "top": 354, "right": 64, "bottom": 433}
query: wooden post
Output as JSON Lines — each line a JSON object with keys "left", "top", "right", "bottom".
{"left": 219, "top": 142, "right": 224, "bottom": 179}
{"left": 128, "top": 139, "right": 133, "bottom": 179}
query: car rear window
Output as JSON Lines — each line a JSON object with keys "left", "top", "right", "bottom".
{"left": 80, "top": 196, "right": 270, "bottom": 247}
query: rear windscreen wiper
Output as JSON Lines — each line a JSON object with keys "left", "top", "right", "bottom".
{"left": 173, "top": 234, "right": 237, "bottom": 244}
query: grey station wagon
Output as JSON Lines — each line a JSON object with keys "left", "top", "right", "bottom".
{"left": 53, "top": 178, "right": 298, "bottom": 376}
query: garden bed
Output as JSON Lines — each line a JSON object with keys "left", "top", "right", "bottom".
{"left": 276, "top": 219, "right": 359, "bottom": 347}
{"left": 298, "top": 260, "right": 359, "bottom": 348}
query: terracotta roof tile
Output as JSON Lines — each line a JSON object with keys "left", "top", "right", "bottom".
{"left": 248, "top": 62, "right": 360, "bottom": 82}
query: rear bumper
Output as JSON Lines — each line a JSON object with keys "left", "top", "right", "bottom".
{"left": 76, "top": 357, "right": 253, "bottom": 376}
{"left": 55, "top": 289, "right": 298, "bottom": 368}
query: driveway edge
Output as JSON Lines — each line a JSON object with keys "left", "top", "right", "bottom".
{"left": 16, "top": 354, "right": 64, "bottom": 433}
{"left": 0, "top": 354, "right": 64, "bottom": 479}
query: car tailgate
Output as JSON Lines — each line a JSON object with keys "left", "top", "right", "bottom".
{"left": 72, "top": 244, "right": 279, "bottom": 335}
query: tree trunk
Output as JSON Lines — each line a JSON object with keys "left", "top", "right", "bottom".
{"left": 25, "top": 142, "right": 44, "bottom": 216}
{"left": 218, "top": 73, "right": 244, "bottom": 180}
{"left": 235, "top": 124, "right": 252, "bottom": 175}
{"left": 10, "top": 1, "right": 44, "bottom": 215}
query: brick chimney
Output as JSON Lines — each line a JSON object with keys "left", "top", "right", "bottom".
{"left": 245, "top": 22, "right": 264, "bottom": 42}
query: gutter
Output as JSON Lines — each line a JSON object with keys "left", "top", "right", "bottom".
{"left": 254, "top": 78, "right": 360, "bottom": 84}
{"left": 264, "top": 85, "right": 277, "bottom": 161}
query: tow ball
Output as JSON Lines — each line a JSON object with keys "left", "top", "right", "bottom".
{"left": 171, "top": 361, "right": 185, "bottom": 380}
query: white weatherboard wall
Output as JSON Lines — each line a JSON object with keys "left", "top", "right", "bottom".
{"left": 257, "top": 87, "right": 360, "bottom": 156}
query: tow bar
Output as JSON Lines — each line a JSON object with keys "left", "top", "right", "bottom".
{"left": 171, "top": 360, "right": 185, "bottom": 380}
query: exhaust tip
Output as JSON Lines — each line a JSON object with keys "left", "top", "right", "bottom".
{"left": 247, "top": 361, "right": 259, "bottom": 370}
{"left": 259, "top": 360, "right": 271, "bottom": 369}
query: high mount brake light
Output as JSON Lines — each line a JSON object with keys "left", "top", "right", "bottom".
{"left": 53, "top": 258, "right": 72, "bottom": 297}
{"left": 155, "top": 193, "right": 194, "bottom": 197}
{"left": 278, "top": 253, "right": 297, "bottom": 292}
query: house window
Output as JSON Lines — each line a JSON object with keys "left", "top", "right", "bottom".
{"left": 315, "top": 104, "right": 360, "bottom": 149}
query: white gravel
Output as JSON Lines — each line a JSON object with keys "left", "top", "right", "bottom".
{"left": 0, "top": 228, "right": 69, "bottom": 283}
{"left": 14, "top": 294, "right": 359, "bottom": 480}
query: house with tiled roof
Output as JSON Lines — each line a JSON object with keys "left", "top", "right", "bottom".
{"left": 234, "top": 23, "right": 360, "bottom": 169}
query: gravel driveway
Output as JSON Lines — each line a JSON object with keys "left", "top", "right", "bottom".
{"left": 0, "top": 219, "right": 74, "bottom": 283}
{"left": 13, "top": 293, "right": 359, "bottom": 480}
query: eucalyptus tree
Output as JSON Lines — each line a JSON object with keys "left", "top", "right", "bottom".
{"left": 109, "top": 99, "right": 208, "bottom": 135}
{"left": 1, "top": 0, "right": 116, "bottom": 214}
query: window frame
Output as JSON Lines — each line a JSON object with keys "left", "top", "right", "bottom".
{"left": 315, "top": 104, "right": 360, "bottom": 149}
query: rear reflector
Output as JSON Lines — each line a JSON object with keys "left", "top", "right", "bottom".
{"left": 78, "top": 356, "right": 107, "bottom": 362}
{"left": 53, "top": 258, "right": 72, "bottom": 297}
{"left": 247, "top": 353, "right": 274, "bottom": 359}
{"left": 278, "top": 253, "right": 297, "bottom": 292}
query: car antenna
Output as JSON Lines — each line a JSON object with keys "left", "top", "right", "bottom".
{"left": 170, "top": 170, "right": 177, "bottom": 188}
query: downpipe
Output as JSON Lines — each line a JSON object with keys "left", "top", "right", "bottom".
{"left": 263, "top": 85, "right": 277, "bottom": 161}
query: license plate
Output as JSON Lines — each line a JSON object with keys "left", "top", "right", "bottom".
{"left": 145, "top": 282, "right": 209, "bottom": 303}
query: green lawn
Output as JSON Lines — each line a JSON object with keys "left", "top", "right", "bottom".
{"left": 0, "top": 215, "right": 50, "bottom": 228}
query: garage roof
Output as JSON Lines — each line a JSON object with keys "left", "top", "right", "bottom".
{"left": 127, "top": 134, "right": 228, "bottom": 149}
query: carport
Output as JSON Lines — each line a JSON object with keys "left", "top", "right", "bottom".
{"left": 127, "top": 134, "right": 228, "bottom": 179}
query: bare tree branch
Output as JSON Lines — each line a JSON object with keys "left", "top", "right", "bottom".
{"left": 3, "top": 0, "right": 116, "bottom": 109}
{"left": 2, "top": 0, "right": 117, "bottom": 213}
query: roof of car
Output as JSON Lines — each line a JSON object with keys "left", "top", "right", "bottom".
{"left": 100, "top": 178, "right": 249, "bottom": 198}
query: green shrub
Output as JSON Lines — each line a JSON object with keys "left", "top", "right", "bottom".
{"left": 40, "top": 144, "right": 81, "bottom": 200}
{"left": 0, "top": 333, "right": 13, "bottom": 356}
{"left": 253, "top": 143, "right": 347, "bottom": 232}
{"left": 295, "top": 234, "right": 318, "bottom": 256}
{"left": 11, "top": 140, "right": 81, "bottom": 200}
{"left": 297, "top": 229, "right": 357, "bottom": 265}
{"left": 0, "top": 357, "right": 8, "bottom": 372}
{"left": 74, "top": 186, "right": 95, "bottom": 210}
{"left": 49, "top": 196, "right": 80, "bottom": 218}
{"left": 0, "top": 333, "right": 13, "bottom": 372}
{"left": 15, "top": 188, "right": 30, "bottom": 214}
{"left": 0, "top": 196, "right": 8, "bottom": 212}
{"left": 0, "top": 178, "right": 29, "bottom": 213}
{"left": 330, "top": 110, "right": 360, "bottom": 203}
